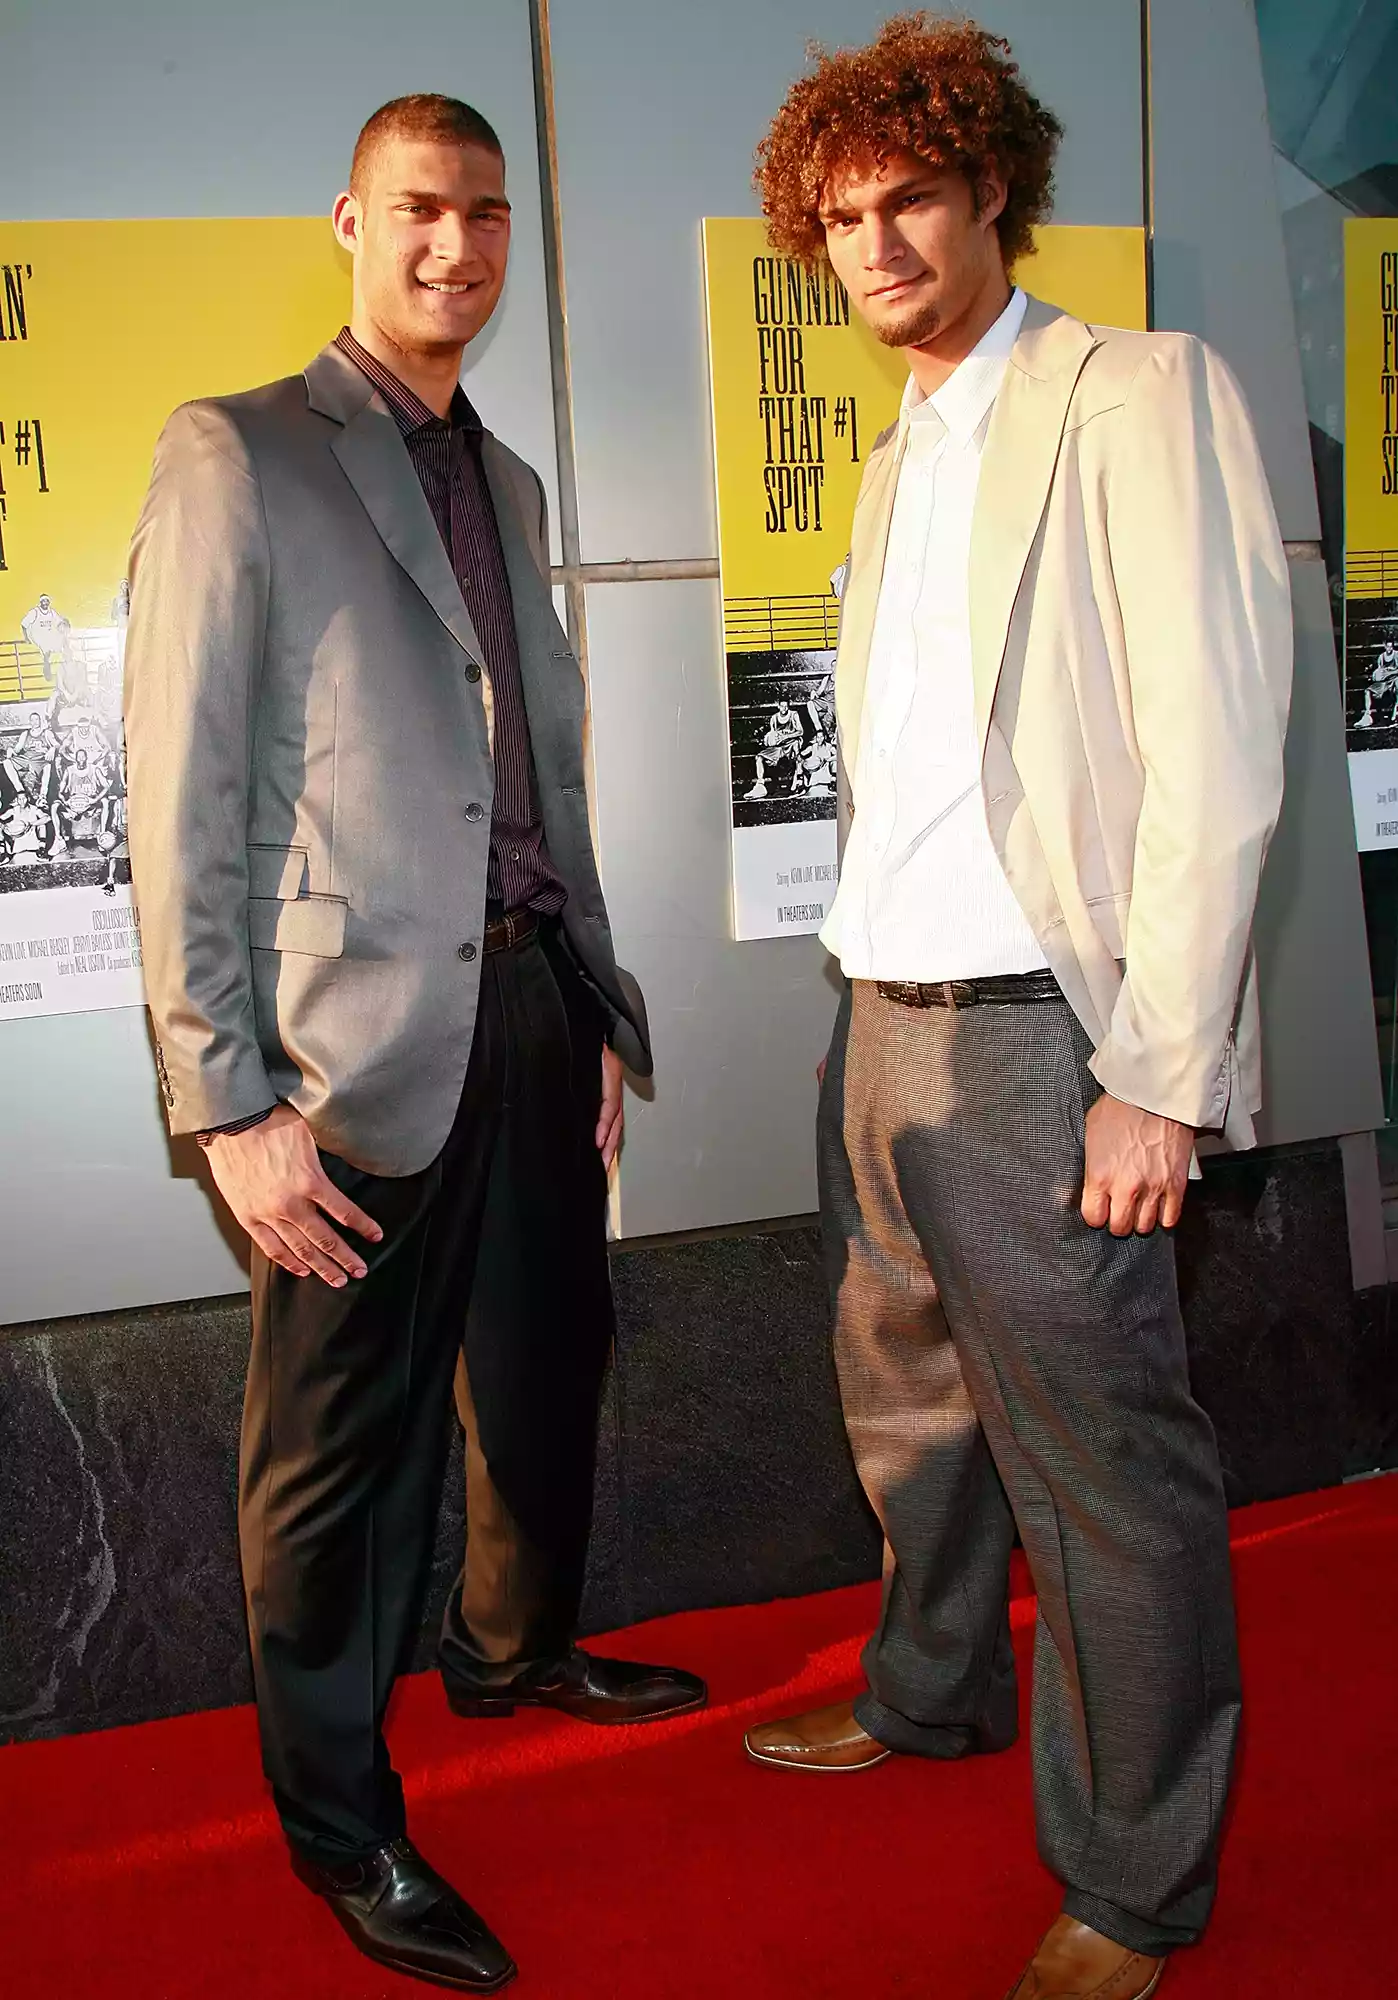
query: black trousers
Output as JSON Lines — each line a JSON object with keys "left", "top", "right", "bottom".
{"left": 239, "top": 924, "right": 614, "bottom": 1862}
{"left": 820, "top": 983, "right": 1241, "bottom": 1956}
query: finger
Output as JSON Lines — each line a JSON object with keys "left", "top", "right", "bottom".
{"left": 248, "top": 1219, "right": 310, "bottom": 1281}
{"left": 1080, "top": 1180, "right": 1110, "bottom": 1229}
{"left": 1160, "top": 1180, "right": 1187, "bottom": 1231}
{"left": 279, "top": 1217, "right": 356, "bottom": 1288}
{"left": 1109, "top": 1184, "right": 1140, "bottom": 1237}
{"left": 598, "top": 1105, "right": 623, "bottom": 1168}
{"left": 290, "top": 1205, "right": 369, "bottom": 1280}
{"left": 1134, "top": 1189, "right": 1162, "bottom": 1236}
{"left": 315, "top": 1180, "right": 383, "bottom": 1244}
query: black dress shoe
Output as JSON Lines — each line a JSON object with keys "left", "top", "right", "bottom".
{"left": 291, "top": 1835, "right": 516, "bottom": 1993}
{"left": 445, "top": 1647, "right": 708, "bottom": 1725}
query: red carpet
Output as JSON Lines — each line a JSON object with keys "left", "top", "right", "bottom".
{"left": 5, "top": 1478, "right": 1397, "bottom": 1997}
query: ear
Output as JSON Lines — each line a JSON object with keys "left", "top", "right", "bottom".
{"left": 973, "top": 161, "right": 1009, "bottom": 230}
{"left": 331, "top": 191, "right": 362, "bottom": 255}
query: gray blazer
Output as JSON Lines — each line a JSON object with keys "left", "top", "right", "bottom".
{"left": 124, "top": 340, "right": 650, "bottom": 1177}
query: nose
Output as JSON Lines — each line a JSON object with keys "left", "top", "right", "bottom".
{"left": 430, "top": 211, "right": 481, "bottom": 273}
{"left": 859, "top": 212, "right": 906, "bottom": 272}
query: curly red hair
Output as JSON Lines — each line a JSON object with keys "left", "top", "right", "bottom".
{"left": 756, "top": 13, "right": 1063, "bottom": 268}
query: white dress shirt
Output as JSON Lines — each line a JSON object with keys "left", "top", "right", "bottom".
{"left": 822, "top": 287, "right": 1049, "bottom": 982}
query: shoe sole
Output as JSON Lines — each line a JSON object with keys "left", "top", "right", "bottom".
{"left": 349, "top": 1951, "right": 516, "bottom": 1996}
{"left": 743, "top": 1739, "right": 893, "bottom": 1773}
{"left": 448, "top": 1691, "right": 709, "bottom": 1726}
{"left": 1002, "top": 1956, "right": 1164, "bottom": 2000}
{"left": 325, "top": 1909, "right": 517, "bottom": 1994}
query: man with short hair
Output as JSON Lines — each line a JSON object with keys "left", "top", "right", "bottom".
{"left": 20, "top": 592, "right": 65, "bottom": 665}
{"left": 744, "top": 18, "right": 1291, "bottom": 1998}
{"left": 125, "top": 94, "right": 703, "bottom": 1994}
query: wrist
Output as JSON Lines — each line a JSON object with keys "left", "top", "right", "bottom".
{"left": 196, "top": 1107, "right": 276, "bottom": 1147}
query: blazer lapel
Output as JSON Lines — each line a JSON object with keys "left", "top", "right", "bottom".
{"left": 835, "top": 426, "right": 904, "bottom": 781}
{"left": 969, "top": 297, "right": 1098, "bottom": 746}
{"left": 304, "top": 343, "right": 485, "bottom": 667}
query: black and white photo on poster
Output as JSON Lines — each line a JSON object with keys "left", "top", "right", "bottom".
{"left": 1344, "top": 591, "right": 1398, "bottom": 754}
{"left": 1, "top": 597, "right": 130, "bottom": 898}
{"left": 727, "top": 648, "right": 837, "bottom": 829}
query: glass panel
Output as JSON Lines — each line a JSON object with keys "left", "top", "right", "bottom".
{"left": 1257, "top": 1, "right": 1398, "bottom": 1162}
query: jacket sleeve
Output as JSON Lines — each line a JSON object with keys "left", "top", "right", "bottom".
{"left": 1088, "top": 335, "right": 1293, "bottom": 1130}
{"left": 123, "top": 401, "right": 279, "bottom": 1136}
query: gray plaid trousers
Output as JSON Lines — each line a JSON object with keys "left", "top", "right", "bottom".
{"left": 819, "top": 981, "right": 1241, "bottom": 1955}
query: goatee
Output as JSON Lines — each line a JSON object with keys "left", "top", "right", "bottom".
{"left": 873, "top": 298, "right": 942, "bottom": 348}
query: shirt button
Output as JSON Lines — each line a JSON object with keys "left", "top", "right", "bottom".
{"left": 464, "top": 803, "right": 484, "bottom": 821}
{"left": 465, "top": 663, "right": 482, "bottom": 683}
{"left": 458, "top": 942, "right": 477, "bottom": 962}
{"left": 509, "top": 846, "right": 521, "bottom": 862}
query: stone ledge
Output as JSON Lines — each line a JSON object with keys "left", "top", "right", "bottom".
{"left": 2, "top": 1141, "right": 1393, "bottom": 1743}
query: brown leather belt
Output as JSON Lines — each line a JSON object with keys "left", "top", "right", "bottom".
{"left": 875, "top": 969, "right": 1063, "bottom": 1009}
{"left": 482, "top": 907, "right": 540, "bottom": 955}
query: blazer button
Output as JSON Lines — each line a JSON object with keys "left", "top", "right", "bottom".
{"left": 464, "top": 802, "right": 484, "bottom": 821}
{"left": 458, "top": 942, "right": 477, "bottom": 962}
{"left": 465, "top": 663, "right": 481, "bottom": 683}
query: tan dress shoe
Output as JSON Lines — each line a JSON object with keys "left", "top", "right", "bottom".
{"left": 743, "top": 1699, "right": 893, "bottom": 1772}
{"left": 1005, "top": 1916, "right": 1165, "bottom": 1999}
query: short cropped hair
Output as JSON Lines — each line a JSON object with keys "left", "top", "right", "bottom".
{"left": 756, "top": 13, "right": 1063, "bottom": 268}
{"left": 349, "top": 94, "right": 503, "bottom": 198}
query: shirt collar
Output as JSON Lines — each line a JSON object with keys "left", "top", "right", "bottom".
{"left": 334, "top": 326, "right": 481, "bottom": 436}
{"left": 899, "top": 286, "right": 1027, "bottom": 446}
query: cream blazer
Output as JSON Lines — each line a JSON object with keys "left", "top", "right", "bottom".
{"left": 835, "top": 296, "right": 1293, "bottom": 1144}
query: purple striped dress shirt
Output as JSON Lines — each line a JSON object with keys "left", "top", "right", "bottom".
{"left": 335, "top": 327, "right": 566, "bottom": 919}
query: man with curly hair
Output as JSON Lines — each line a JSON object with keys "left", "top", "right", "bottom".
{"left": 743, "top": 17, "right": 1291, "bottom": 1998}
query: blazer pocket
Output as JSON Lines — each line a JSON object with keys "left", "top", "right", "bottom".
{"left": 247, "top": 894, "right": 347, "bottom": 957}
{"left": 247, "top": 842, "right": 309, "bottom": 899}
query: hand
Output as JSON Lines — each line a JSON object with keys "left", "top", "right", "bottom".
{"left": 204, "top": 1102, "right": 382, "bottom": 1285}
{"left": 596, "top": 1045, "right": 625, "bottom": 1170}
{"left": 816, "top": 1055, "right": 828, "bottom": 1087}
{"left": 1081, "top": 1093, "right": 1193, "bottom": 1236}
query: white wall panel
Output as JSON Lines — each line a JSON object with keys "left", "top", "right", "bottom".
{"left": 2, "top": 0, "right": 558, "bottom": 537}
{"left": 0, "top": 0, "right": 551, "bottom": 1323}
{"left": 549, "top": 0, "right": 1143, "bottom": 563}
{"left": 1150, "top": 0, "right": 1382, "bottom": 1156}
{"left": 2, "top": 0, "right": 1379, "bottom": 1308}
{"left": 1252, "top": 557, "right": 1385, "bottom": 1145}
{"left": 585, "top": 579, "right": 837, "bottom": 1234}
{"left": 1149, "top": 0, "right": 1320, "bottom": 539}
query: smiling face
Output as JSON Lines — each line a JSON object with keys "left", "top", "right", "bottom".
{"left": 333, "top": 135, "right": 511, "bottom": 361}
{"left": 819, "top": 149, "right": 1007, "bottom": 355}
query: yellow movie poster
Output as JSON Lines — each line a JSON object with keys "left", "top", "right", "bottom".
{"left": 0, "top": 218, "right": 347, "bottom": 1020}
{"left": 702, "top": 219, "right": 1147, "bottom": 941}
{"left": 1343, "top": 218, "right": 1398, "bottom": 851}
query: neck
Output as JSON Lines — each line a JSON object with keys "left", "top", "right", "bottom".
{"left": 903, "top": 265, "right": 1014, "bottom": 399}
{"left": 349, "top": 310, "right": 463, "bottom": 417}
